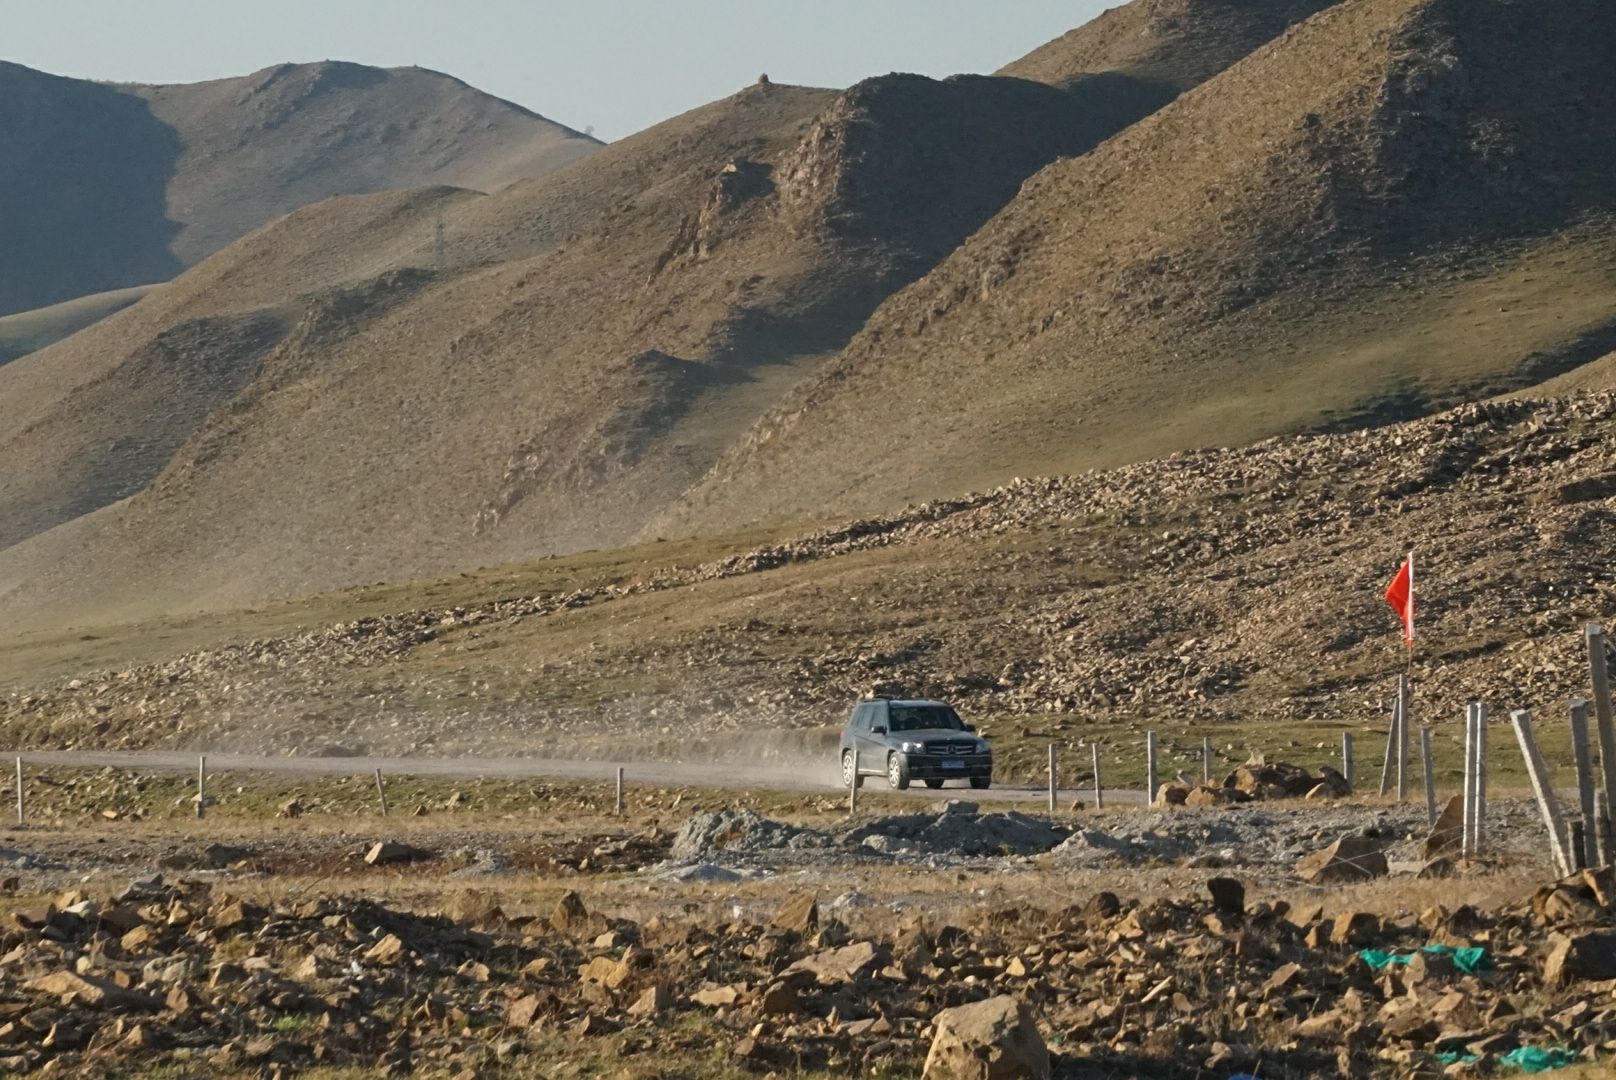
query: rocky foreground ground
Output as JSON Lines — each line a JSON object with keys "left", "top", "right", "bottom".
{"left": 0, "top": 769, "right": 1608, "bottom": 1078}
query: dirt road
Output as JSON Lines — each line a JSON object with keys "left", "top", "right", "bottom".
{"left": 9, "top": 750, "right": 1145, "bottom": 804}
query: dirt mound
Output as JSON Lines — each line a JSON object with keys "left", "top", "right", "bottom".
{"left": 670, "top": 0, "right": 1616, "bottom": 534}
{"left": 0, "top": 60, "right": 598, "bottom": 318}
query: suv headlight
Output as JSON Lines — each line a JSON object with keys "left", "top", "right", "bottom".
{"left": 900, "top": 741, "right": 927, "bottom": 753}
{"left": 975, "top": 739, "right": 990, "bottom": 753}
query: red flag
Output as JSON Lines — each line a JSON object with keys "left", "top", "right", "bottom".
{"left": 1385, "top": 553, "right": 1414, "bottom": 646}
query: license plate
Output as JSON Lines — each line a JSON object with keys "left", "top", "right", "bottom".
{"left": 942, "top": 760, "right": 966, "bottom": 770}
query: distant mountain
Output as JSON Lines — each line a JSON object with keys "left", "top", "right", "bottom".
{"left": 0, "top": 59, "right": 600, "bottom": 317}
{"left": 0, "top": 0, "right": 1359, "bottom": 631}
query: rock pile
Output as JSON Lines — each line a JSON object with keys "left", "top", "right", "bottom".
{"left": 1155, "top": 760, "right": 1353, "bottom": 807}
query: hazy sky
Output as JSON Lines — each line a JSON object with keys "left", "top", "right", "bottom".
{"left": 6, "top": 1, "right": 1114, "bottom": 140}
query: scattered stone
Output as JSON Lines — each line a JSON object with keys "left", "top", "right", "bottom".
{"left": 364, "top": 841, "right": 431, "bottom": 866}
{"left": 1206, "top": 877, "right": 1245, "bottom": 915}
{"left": 1331, "top": 912, "right": 1381, "bottom": 947}
{"left": 784, "top": 941, "right": 884, "bottom": 985}
{"left": 627, "top": 984, "right": 671, "bottom": 1019}
{"left": 550, "top": 891, "right": 589, "bottom": 933}
{"left": 24, "top": 972, "right": 160, "bottom": 1012}
{"left": 364, "top": 933, "right": 407, "bottom": 965}
{"left": 771, "top": 892, "right": 819, "bottom": 935}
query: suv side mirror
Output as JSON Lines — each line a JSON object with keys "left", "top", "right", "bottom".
{"left": 872, "top": 725, "right": 887, "bottom": 735}
{"left": 963, "top": 724, "right": 976, "bottom": 733}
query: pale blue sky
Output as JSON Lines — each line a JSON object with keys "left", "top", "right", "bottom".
{"left": 4, "top": 1, "right": 1114, "bottom": 140}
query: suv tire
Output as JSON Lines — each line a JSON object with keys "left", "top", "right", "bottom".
{"left": 923, "top": 778, "right": 945, "bottom": 789}
{"left": 887, "top": 753, "right": 910, "bottom": 791}
{"left": 842, "top": 751, "right": 864, "bottom": 789}
{"left": 970, "top": 776, "right": 991, "bottom": 790}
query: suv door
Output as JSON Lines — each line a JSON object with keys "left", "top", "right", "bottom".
{"left": 857, "top": 701, "right": 889, "bottom": 771}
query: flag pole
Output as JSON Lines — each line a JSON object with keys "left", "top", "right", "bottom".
{"left": 1401, "top": 549, "right": 1414, "bottom": 803}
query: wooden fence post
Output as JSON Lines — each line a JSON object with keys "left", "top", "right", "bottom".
{"left": 1512, "top": 709, "right": 1574, "bottom": 876}
{"left": 13, "top": 758, "right": 21, "bottom": 825}
{"left": 1145, "top": 731, "right": 1158, "bottom": 806}
{"left": 1572, "top": 700, "right": 1599, "bottom": 870}
{"left": 373, "top": 768, "right": 389, "bottom": 817}
{"left": 1092, "top": 744, "right": 1104, "bottom": 810}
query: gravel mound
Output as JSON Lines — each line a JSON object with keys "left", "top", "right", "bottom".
{"left": 669, "top": 809, "right": 823, "bottom": 862}
{"left": 843, "top": 801, "right": 1070, "bottom": 857}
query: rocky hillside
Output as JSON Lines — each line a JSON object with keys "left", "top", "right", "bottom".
{"left": 0, "top": 59, "right": 599, "bottom": 317}
{"left": 1000, "top": 0, "right": 1339, "bottom": 90}
{"left": 0, "top": 0, "right": 1333, "bottom": 632}
{"left": 6, "top": 392, "right": 1616, "bottom": 767}
{"left": 670, "top": 0, "right": 1616, "bottom": 533}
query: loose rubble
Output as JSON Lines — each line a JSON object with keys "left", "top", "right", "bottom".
{"left": 0, "top": 861, "right": 1610, "bottom": 1078}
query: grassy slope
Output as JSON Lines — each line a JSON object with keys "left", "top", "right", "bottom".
{"left": 0, "top": 284, "right": 157, "bottom": 366}
{"left": 6, "top": 392, "right": 1616, "bottom": 797}
{"left": 666, "top": 0, "right": 1616, "bottom": 535}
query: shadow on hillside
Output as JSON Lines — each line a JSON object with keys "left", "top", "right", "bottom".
{"left": 0, "top": 65, "right": 184, "bottom": 316}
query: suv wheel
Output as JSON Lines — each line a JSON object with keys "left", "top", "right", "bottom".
{"left": 970, "top": 776, "right": 991, "bottom": 790}
{"left": 841, "top": 751, "right": 863, "bottom": 789}
{"left": 924, "top": 779, "right": 944, "bottom": 790}
{"left": 887, "top": 753, "right": 910, "bottom": 791}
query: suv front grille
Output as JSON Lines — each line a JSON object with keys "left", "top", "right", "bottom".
{"left": 923, "top": 740, "right": 981, "bottom": 756}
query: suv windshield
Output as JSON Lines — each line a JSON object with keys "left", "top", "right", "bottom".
{"left": 887, "top": 706, "right": 964, "bottom": 732}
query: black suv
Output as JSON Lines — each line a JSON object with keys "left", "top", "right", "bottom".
{"left": 839, "top": 698, "right": 992, "bottom": 790}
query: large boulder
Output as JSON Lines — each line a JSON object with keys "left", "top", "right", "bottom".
{"left": 1422, "top": 795, "right": 1465, "bottom": 859}
{"left": 1543, "top": 930, "right": 1616, "bottom": 987}
{"left": 923, "top": 995, "right": 1049, "bottom": 1080}
{"left": 1296, "top": 837, "right": 1388, "bottom": 884}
